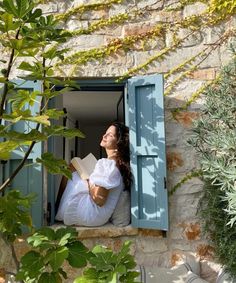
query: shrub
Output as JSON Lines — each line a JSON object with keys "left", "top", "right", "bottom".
{"left": 188, "top": 45, "right": 236, "bottom": 276}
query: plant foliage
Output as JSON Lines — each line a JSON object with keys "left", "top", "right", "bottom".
{"left": 0, "top": 0, "right": 235, "bottom": 281}
{"left": 0, "top": 1, "right": 139, "bottom": 282}
{"left": 74, "top": 241, "right": 140, "bottom": 283}
{"left": 188, "top": 46, "right": 236, "bottom": 276}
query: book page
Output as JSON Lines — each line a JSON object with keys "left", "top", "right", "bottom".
{"left": 71, "top": 153, "right": 97, "bottom": 180}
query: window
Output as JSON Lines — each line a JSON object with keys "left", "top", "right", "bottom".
{"left": 4, "top": 75, "right": 168, "bottom": 230}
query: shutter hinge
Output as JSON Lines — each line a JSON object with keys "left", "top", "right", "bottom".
{"left": 164, "top": 177, "right": 167, "bottom": 189}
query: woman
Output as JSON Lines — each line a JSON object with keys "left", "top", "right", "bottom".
{"left": 55, "top": 121, "right": 132, "bottom": 226}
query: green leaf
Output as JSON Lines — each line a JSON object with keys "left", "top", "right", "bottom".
{"left": 74, "top": 268, "right": 98, "bottom": 283}
{"left": 2, "top": 0, "right": 18, "bottom": 17}
{"left": 16, "top": 0, "right": 33, "bottom": 18}
{"left": 18, "top": 61, "right": 36, "bottom": 72}
{"left": 67, "top": 241, "right": 90, "bottom": 268}
{"left": 44, "top": 109, "right": 65, "bottom": 120}
{"left": 0, "top": 140, "right": 19, "bottom": 159}
{"left": 36, "top": 152, "right": 72, "bottom": 179}
{"left": 1, "top": 113, "right": 22, "bottom": 123}
{"left": 0, "top": 190, "right": 35, "bottom": 242}
{"left": 55, "top": 227, "right": 78, "bottom": 242}
{"left": 38, "top": 272, "right": 62, "bottom": 283}
{"left": 44, "top": 125, "right": 85, "bottom": 139}
{"left": 89, "top": 246, "right": 115, "bottom": 271}
{"left": 24, "top": 114, "right": 50, "bottom": 126}
{"left": 8, "top": 89, "right": 40, "bottom": 111}
{"left": 27, "top": 233, "right": 51, "bottom": 248}
{"left": 25, "top": 8, "right": 42, "bottom": 23}
{"left": 119, "top": 271, "right": 140, "bottom": 282}
{"left": 17, "top": 251, "right": 44, "bottom": 279}
{"left": 43, "top": 46, "right": 70, "bottom": 60}
{"left": 37, "top": 227, "right": 56, "bottom": 241}
{"left": 117, "top": 241, "right": 132, "bottom": 261}
{"left": 0, "top": 129, "right": 47, "bottom": 142}
{"left": 3, "top": 111, "right": 50, "bottom": 126}
{"left": 115, "top": 264, "right": 126, "bottom": 275}
{"left": 47, "top": 247, "right": 69, "bottom": 271}
{"left": 0, "top": 13, "right": 20, "bottom": 31}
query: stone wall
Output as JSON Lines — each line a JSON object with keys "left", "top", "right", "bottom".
{"left": 0, "top": 0, "right": 235, "bottom": 282}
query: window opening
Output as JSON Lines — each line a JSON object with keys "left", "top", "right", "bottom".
{"left": 49, "top": 84, "right": 125, "bottom": 224}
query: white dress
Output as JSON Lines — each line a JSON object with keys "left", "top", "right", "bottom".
{"left": 55, "top": 158, "right": 124, "bottom": 226}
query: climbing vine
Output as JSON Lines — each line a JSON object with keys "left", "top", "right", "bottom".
{"left": 0, "top": 0, "right": 235, "bottom": 280}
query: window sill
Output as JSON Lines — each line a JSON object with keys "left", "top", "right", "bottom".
{"left": 52, "top": 223, "right": 139, "bottom": 239}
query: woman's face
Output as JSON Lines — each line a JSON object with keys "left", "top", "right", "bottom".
{"left": 100, "top": 125, "right": 118, "bottom": 150}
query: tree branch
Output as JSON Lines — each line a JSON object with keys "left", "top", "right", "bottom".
{"left": 0, "top": 28, "right": 20, "bottom": 123}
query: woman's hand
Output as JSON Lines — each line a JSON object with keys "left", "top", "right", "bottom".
{"left": 69, "top": 163, "right": 77, "bottom": 172}
{"left": 87, "top": 181, "right": 109, "bottom": 207}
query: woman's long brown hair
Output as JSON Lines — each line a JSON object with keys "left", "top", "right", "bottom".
{"left": 111, "top": 121, "right": 132, "bottom": 191}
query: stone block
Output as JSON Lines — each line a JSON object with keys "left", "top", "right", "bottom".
{"left": 132, "top": 50, "right": 165, "bottom": 72}
{"left": 38, "top": 3, "right": 59, "bottom": 13}
{"left": 169, "top": 219, "right": 203, "bottom": 241}
{"left": 169, "top": 193, "right": 202, "bottom": 221}
{"left": 177, "top": 29, "right": 203, "bottom": 47}
{"left": 188, "top": 68, "right": 216, "bottom": 80}
{"left": 183, "top": 3, "right": 207, "bottom": 18}
{"left": 200, "top": 260, "right": 221, "bottom": 283}
{"left": 165, "top": 79, "right": 207, "bottom": 105}
{"left": 196, "top": 47, "right": 221, "bottom": 68}
{"left": 165, "top": 119, "right": 197, "bottom": 146}
{"left": 65, "top": 34, "right": 105, "bottom": 50}
{"left": 122, "top": 22, "right": 159, "bottom": 37}
{"left": 150, "top": 10, "right": 182, "bottom": 23}
{"left": 202, "top": 25, "right": 227, "bottom": 45}
{"left": 71, "top": 0, "right": 88, "bottom": 5}
{"left": 168, "top": 174, "right": 203, "bottom": 196}
{"left": 137, "top": 0, "right": 164, "bottom": 10}
{"left": 169, "top": 241, "right": 193, "bottom": 251}
{"left": 165, "top": 27, "right": 203, "bottom": 48}
{"left": 138, "top": 228, "right": 164, "bottom": 238}
{"left": 195, "top": 244, "right": 215, "bottom": 260}
{"left": 179, "top": 222, "right": 201, "bottom": 241}
{"left": 135, "top": 252, "right": 157, "bottom": 266}
{"left": 97, "top": 25, "right": 123, "bottom": 36}
{"left": 80, "top": 9, "right": 108, "bottom": 20}
{"left": 109, "top": 0, "right": 136, "bottom": 17}
{"left": 136, "top": 237, "right": 168, "bottom": 253}
{"left": 174, "top": 111, "right": 200, "bottom": 127}
{"left": 52, "top": 223, "right": 138, "bottom": 239}
{"left": 65, "top": 19, "right": 89, "bottom": 31}
{"left": 166, "top": 151, "right": 184, "bottom": 172}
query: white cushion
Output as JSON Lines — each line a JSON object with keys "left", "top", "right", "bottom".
{"left": 110, "top": 190, "right": 130, "bottom": 227}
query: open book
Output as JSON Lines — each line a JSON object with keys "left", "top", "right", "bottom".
{"left": 71, "top": 153, "right": 97, "bottom": 180}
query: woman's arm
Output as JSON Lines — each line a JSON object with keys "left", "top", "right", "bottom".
{"left": 87, "top": 181, "right": 109, "bottom": 207}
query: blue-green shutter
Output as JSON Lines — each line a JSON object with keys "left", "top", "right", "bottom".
{"left": 126, "top": 74, "right": 168, "bottom": 230}
{"left": 4, "top": 80, "right": 43, "bottom": 228}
